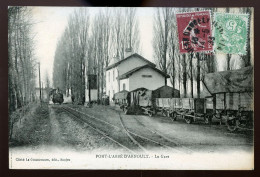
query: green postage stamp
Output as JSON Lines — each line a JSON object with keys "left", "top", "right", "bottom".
{"left": 214, "top": 13, "right": 249, "bottom": 55}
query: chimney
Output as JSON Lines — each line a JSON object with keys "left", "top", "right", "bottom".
{"left": 124, "top": 48, "right": 133, "bottom": 58}
{"left": 108, "top": 54, "right": 119, "bottom": 65}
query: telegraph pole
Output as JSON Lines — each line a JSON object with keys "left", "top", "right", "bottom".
{"left": 38, "top": 62, "right": 42, "bottom": 105}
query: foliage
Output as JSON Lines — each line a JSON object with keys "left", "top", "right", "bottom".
{"left": 153, "top": 7, "right": 252, "bottom": 98}
{"left": 8, "top": 7, "right": 37, "bottom": 113}
{"left": 52, "top": 8, "right": 140, "bottom": 102}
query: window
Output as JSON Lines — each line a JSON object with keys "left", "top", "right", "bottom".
{"left": 108, "top": 72, "right": 110, "bottom": 82}
{"left": 123, "top": 83, "right": 126, "bottom": 90}
{"left": 108, "top": 90, "right": 110, "bottom": 97}
{"left": 142, "top": 75, "right": 152, "bottom": 78}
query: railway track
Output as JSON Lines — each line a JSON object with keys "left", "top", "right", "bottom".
{"left": 52, "top": 105, "right": 252, "bottom": 154}
{"left": 61, "top": 106, "right": 148, "bottom": 152}
{"left": 64, "top": 106, "right": 155, "bottom": 153}
{"left": 117, "top": 112, "right": 148, "bottom": 152}
{"left": 118, "top": 112, "right": 172, "bottom": 151}
{"left": 110, "top": 107, "right": 192, "bottom": 154}
{"left": 118, "top": 111, "right": 193, "bottom": 153}
{"left": 66, "top": 106, "right": 169, "bottom": 152}
{"left": 53, "top": 105, "right": 195, "bottom": 154}
{"left": 52, "top": 105, "right": 136, "bottom": 154}
{"left": 53, "top": 105, "right": 166, "bottom": 153}
{"left": 131, "top": 115, "right": 194, "bottom": 153}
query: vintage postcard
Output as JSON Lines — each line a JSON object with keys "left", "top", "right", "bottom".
{"left": 8, "top": 7, "right": 254, "bottom": 170}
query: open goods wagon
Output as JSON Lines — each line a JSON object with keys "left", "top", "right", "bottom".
{"left": 113, "top": 66, "right": 253, "bottom": 131}
{"left": 161, "top": 66, "right": 254, "bottom": 127}
{"left": 117, "top": 86, "right": 180, "bottom": 116}
{"left": 202, "top": 66, "right": 253, "bottom": 131}
{"left": 155, "top": 97, "right": 213, "bottom": 124}
{"left": 121, "top": 87, "right": 154, "bottom": 115}
{"left": 157, "top": 66, "right": 253, "bottom": 127}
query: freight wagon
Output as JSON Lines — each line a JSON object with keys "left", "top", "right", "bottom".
{"left": 113, "top": 66, "right": 253, "bottom": 131}
{"left": 114, "top": 86, "right": 180, "bottom": 116}
{"left": 155, "top": 98, "right": 212, "bottom": 124}
{"left": 155, "top": 66, "right": 253, "bottom": 129}
{"left": 202, "top": 66, "right": 253, "bottom": 131}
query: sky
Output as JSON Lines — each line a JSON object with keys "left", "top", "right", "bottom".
{"left": 31, "top": 7, "right": 246, "bottom": 88}
{"left": 31, "top": 7, "right": 156, "bottom": 87}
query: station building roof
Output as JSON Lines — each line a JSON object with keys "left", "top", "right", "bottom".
{"left": 105, "top": 53, "right": 156, "bottom": 71}
{"left": 117, "top": 64, "right": 170, "bottom": 80}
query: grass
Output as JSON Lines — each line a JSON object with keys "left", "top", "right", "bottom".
{"left": 9, "top": 103, "right": 51, "bottom": 147}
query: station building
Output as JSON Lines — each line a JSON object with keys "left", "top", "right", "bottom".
{"left": 105, "top": 52, "right": 169, "bottom": 101}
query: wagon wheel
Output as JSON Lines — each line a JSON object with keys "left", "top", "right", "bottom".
{"left": 162, "top": 110, "right": 167, "bottom": 117}
{"left": 148, "top": 111, "right": 153, "bottom": 117}
{"left": 204, "top": 115, "right": 212, "bottom": 125}
{"left": 172, "top": 112, "right": 177, "bottom": 121}
{"left": 227, "top": 118, "right": 239, "bottom": 132}
{"left": 184, "top": 116, "right": 193, "bottom": 124}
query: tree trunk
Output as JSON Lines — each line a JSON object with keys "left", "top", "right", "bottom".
{"left": 242, "top": 7, "right": 252, "bottom": 67}
{"left": 178, "top": 56, "right": 181, "bottom": 92}
{"left": 163, "top": 12, "right": 169, "bottom": 86}
{"left": 183, "top": 54, "right": 187, "bottom": 98}
{"left": 101, "top": 61, "right": 104, "bottom": 97}
{"left": 196, "top": 53, "right": 200, "bottom": 98}
{"left": 190, "top": 53, "right": 193, "bottom": 98}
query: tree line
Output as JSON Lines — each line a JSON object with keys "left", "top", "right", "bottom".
{"left": 8, "top": 7, "right": 37, "bottom": 113}
{"left": 53, "top": 7, "right": 253, "bottom": 104}
{"left": 153, "top": 7, "right": 253, "bottom": 98}
{"left": 52, "top": 7, "right": 140, "bottom": 104}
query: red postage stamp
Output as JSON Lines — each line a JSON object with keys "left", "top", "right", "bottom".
{"left": 176, "top": 11, "right": 213, "bottom": 54}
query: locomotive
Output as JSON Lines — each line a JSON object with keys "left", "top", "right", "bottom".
{"left": 49, "top": 88, "right": 64, "bottom": 104}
